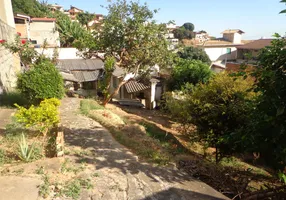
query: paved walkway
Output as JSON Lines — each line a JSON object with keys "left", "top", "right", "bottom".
{"left": 60, "top": 98, "right": 228, "bottom": 200}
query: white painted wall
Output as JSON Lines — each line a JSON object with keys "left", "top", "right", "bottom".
{"left": 204, "top": 47, "right": 237, "bottom": 62}
{"left": 35, "top": 48, "right": 83, "bottom": 59}
{"left": 0, "top": 0, "right": 15, "bottom": 28}
{"left": 30, "top": 21, "right": 60, "bottom": 47}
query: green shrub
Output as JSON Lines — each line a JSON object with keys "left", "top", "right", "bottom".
{"left": 170, "top": 73, "right": 256, "bottom": 162}
{"left": 17, "top": 59, "right": 64, "bottom": 104}
{"left": 14, "top": 98, "right": 60, "bottom": 135}
{"left": 168, "top": 59, "right": 213, "bottom": 91}
{"left": 0, "top": 91, "right": 29, "bottom": 107}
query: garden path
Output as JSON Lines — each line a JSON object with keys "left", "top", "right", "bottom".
{"left": 60, "top": 97, "right": 228, "bottom": 200}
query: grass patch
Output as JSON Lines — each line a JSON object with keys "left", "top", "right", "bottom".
{"left": 80, "top": 99, "right": 188, "bottom": 165}
{"left": 0, "top": 91, "right": 29, "bottom": 108}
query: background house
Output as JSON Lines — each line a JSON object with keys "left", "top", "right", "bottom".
{"left": 15, "top": 16, "right": 60, "bottom": 47}
{"left": 197, "top": 29, "right": 245, "bottom": 72}
{"left": 68, "top": 6, "right": 83, "bottom": 20}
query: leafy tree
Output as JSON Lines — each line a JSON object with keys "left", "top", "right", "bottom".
{"left": 280, "top": 0, "right": 286, "bottom": 14}
{"left": 173, "top": 26, "right": 194, "bottom": 40}
{"left": 178, "top": 46, "right": 211, "bottom": 65}
{"left": 78, "top": 0, "right": 174, "bottom": 105}
{"left": 245, "top": 36, "right": 286, "bottom": 167}
{"left": 76, "top": 12, "right": 95, "bottom": 30}
{"left": 17, "top": 59, "right": 64, "bottom": 104}
{"left": 183, "top": 22, "right": 195, "bottom": 31}
{"left": 49, "top": 11, "right": 92, "bottom": 47}
{"left": 12, "top": 0, "right": 49, "bottom": 17}
{"left": 169, "top": 59, "right": 212, "bottom": 91}
{"left": 186, "top": 73, "right": 256, "bottom": 162}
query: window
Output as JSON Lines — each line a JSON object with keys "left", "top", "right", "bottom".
{"left": 226, "top": 48, "right": 231, "bottom": 54}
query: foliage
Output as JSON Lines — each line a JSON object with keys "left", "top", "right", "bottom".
{"left": 0, "top": 91, "right": 29, "bottom": 107}
{"left": 14, "top": 98, "right": 60, "bottom": 135}
{"left": 49, "top": 11, "right": 93, "bottom": 47}
{"left": 178, "top": 46, "right": 211, "bottom": 65}
{"left": 77, "top": 0, "right": 174, "bottom": 105}
{"left": 76, "top": 12, "right": 95, "bottom": 29}
{"left": 17, "top": 133, "right": 35, "bottom": 162}
{"left": 183, "top": 22, "right": 195, "bottom": 31}
{"left": 245, "top": 36, "right": 286, "bottom": 168}
{"left": 99, "top": 56, "right": 116, "bottom": 102}
{"left": 173, "top": 26, "right": 194, "bottom": 40}
{"left": 280, "top": 0, "right": 286, "bottom": 14}
{"left": 63, "top": 179, "right": 93, "bottom": 200}
{"left": 170, "top": 73, "right": 256, "bottom": 162}
{"left": 1, "top": 35, "right": 38, "bottom": 67}
{"left": 168, "top": 59, "right": 212, "bottom": 91}
{"left": 39, "top": 174, "right": 51, "bottom": 198}
{"left": 12, "top": 0, "right": 49, "bottom": 17}
{"left": 17, "top": 59, "right": 64, "bottom": 103}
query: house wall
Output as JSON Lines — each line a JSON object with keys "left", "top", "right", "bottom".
{"left": 0, "top": 0, "right": 21, "bottom": 92}
{"left": 204, "top": 47, "right": 237, "bottom": 62}
{"left": 223, "top": 33, "right": 242, "bottom": 44}
{"left": 30, "top": 21, "right": 60, "bottom": 47}
{"left": 35, "top": 48, "right": 83, "bottom": 59}
{"left": 15, "top": 24, "right": 28, "bottom": 38}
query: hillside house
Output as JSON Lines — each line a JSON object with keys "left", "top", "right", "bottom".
{"left": 14, "top": 15, "right": 60, "bottom": 47}
{"left": 68, "top": 6, "right": 83, "bottom": 20}
{"left": 198, "top": 29, "right": 245, "bottom": 72}
{"left": 226, "top": 39, "right": 273, "bottom": 72}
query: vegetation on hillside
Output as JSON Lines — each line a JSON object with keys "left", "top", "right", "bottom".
{"left": 77, "top": 0, "right": 174, "bottom": 105}
{"left": 11, "top": 0, "right": 49, "bottom": 17}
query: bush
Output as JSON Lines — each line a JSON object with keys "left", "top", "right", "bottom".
{"left": 168, "top": 59, "right": 213, "bottom": 91}
{"left": 14, "top": 98, "right": 60, "bottom": 135}
{"left": 0, "top": 91, "right": 29, "bottom": 107}
{"left": 17, "top": 60, "right": 64, "bottom": 104}
{"left": 167, "top": 73, "right": 256, "bottom": 162}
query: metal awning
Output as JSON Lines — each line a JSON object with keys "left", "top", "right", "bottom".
{"left": 125, "top": 80, "right": 150, "bottom": 93}
{"left": 57, "top": 59, "right": 104, "bottom": 71}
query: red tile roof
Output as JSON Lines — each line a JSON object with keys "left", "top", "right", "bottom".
{"left": 237, "top": 39, "right": 273, "bottom": 50}
{"left": 31, "top": 18, "right": 56, "bottom": 22}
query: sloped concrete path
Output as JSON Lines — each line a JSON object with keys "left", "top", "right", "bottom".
{"left": 61, "top": 98, "right": 228, "bottom": 200}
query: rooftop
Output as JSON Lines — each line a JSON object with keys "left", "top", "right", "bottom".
{"left": 57, "top": 59, "right": 104, "bottom": 71}
{"left": 221, "top": 29, "right": 245, "bottom": 34}
{"left": 237, "top": 39, "right": 273, "bottom": 50}
{"left": 197, "top": 39, "right": 244, "bottom": 47}
{"left": 31, "top": 18, "right": 56, "bottom": 22}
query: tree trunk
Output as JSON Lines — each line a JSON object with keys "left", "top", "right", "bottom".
{"left": 102, "top": 80, "right": 126, "bottom": 106}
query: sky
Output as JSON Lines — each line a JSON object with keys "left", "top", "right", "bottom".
{"left": 47, "top": 0, "right": 286, "bottom": 39}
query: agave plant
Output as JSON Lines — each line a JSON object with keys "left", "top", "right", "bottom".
{"left": 18, "top": 133, "right": 35, "bottom": 162}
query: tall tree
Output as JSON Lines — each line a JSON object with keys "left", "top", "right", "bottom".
{"left": 169, "top": 59, "right": 212, "bottom": 91}
{"left": 76, "top": 12, "right": 95, "bottom": 30}
{"left": 77, "top": 0, "right": 174, "bottom": 105}
{"left": 178, "top": 46, "right": 211, "bottom": 65}
{"left": 183, "top": 22, "right": 195, "bottom": 31}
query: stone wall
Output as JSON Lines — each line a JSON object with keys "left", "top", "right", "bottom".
{"left": 0, "top": 19, "right": 21, "bottom": 93}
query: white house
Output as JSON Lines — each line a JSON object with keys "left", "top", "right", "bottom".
{"left": 198, "top": 29, "right": 245, "bottom": 71}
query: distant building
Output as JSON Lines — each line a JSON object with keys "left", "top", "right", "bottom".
{"left": 48, "top": 4, "right": 64, "bottom": 12}
{"left": 165, "top": 23, "right": 179, "bottom": 49}
{"left": 14, "top": 15, "right": 60, "bottom": 47}
{"left": 196, "top": 29, "right": 245, "bottom": 72}
{"left": 195, "top": 31, "right": 209, "bottom": 43}
{"left": 68, "top": 6, "right": 83, "bottom": 20}
{"left": 88, "top": 14, "right": 104, "bottom": 30}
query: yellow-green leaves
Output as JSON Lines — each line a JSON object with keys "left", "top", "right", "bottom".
{"left": 14, "top": 98, "right": 60, "bottom": 135}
